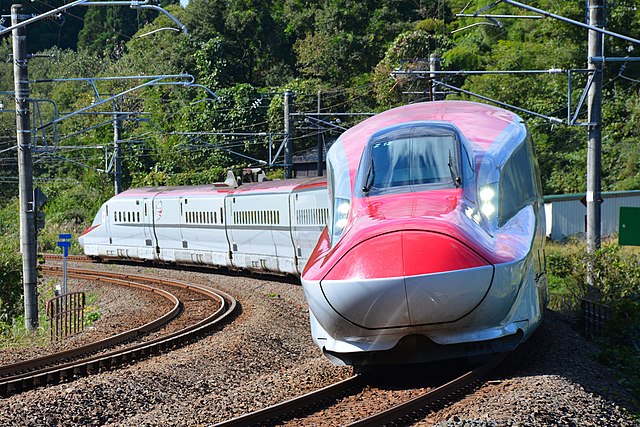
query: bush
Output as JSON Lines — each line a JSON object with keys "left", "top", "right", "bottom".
{"left": 0, "top": 238, "right": 23, "bottom": 326}
{"left": 546, "top": 239, "right": 640, "bottom": 399}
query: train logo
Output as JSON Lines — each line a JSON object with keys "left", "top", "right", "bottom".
{"left": 155, "top": 201, "right": 163, "bottom": 222}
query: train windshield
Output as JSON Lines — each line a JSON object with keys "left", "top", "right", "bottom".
{"left": 361, "top": 126, "right": 461, "bottom": 195}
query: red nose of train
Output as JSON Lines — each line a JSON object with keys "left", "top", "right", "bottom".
{"left": 317, "top": 229, "right": 494, "bottom": 329}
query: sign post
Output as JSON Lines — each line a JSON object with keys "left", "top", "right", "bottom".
{"left": 57, "top": 234, "right": 72, "bottom": 295}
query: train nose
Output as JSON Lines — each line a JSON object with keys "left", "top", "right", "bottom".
{"left": 320, "top": 231, "right": 494, "bottom": 329}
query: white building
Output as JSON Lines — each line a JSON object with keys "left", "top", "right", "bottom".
{"left": 544, "top": 190, "right": 640, "bottom": 241}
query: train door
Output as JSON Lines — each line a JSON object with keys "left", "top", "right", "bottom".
{"left": 226, "top": 193, "right": 280, "bottom": 273}
{"left": 101, "top": 202, "right": 112, "bottom": 242}
{"left": 290, "top": 188, "right": 329, "bottom": 274}
{"left": 141, "top": 197, "right": 157, "bottom": 260}
{"left": 271, "top": 193, "right": 296, "bottom": 274}
{"left": 151, "top": 194, "right": 184, "bottom": 263}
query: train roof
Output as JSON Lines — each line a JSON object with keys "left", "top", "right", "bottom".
{"left": 231, "top": 176, "right": 327, "bottom": 194}
{"left": 342, "top": 100, "right": 522, "bottom": 150}
{"left": 334, "top": 101, "right": 526, "bottom": 184}
{"left": 109, "top": 177, "right": 327, "bottom": 201}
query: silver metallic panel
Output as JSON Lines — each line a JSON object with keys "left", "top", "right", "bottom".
{"left": 405, "top": 264, "right": 494, "bottom": 324}
{"left": 321, "top": 277, "right": 410, "bottom": 329}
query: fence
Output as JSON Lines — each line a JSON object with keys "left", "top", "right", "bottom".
{"left": 580, "top": 298, "right": 610, "bottom": 339}
{"left": 46, "top": 292, "right": 85, "bottom": 341}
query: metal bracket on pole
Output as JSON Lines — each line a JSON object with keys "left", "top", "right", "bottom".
{"left": 432, "top": 80, "right": 565, "bottom": 123}
{"left": 0, "top": 1, "right": 188, "bottom": 37}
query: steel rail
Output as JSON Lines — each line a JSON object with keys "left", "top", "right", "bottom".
{"left": 0, "top": 267, "right": 237, "bottom": 396}
{"left": 215, "top": 353, "right": 507, "bottom": 426}
{"left": 346, "top": 352, "right": 508, "bottom": 426}
{"left": 0, "top": 267, "right": 181, "bottom": 379}
{"left": 42, "top": 253, "right": 93, "bottom": 263}
{"left": 213, "top": 375, "right": 363, "bottom": 427}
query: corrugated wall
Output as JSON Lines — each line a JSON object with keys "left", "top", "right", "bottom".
{"left": 544, "top": 191, "right": 640, "bottom": 241}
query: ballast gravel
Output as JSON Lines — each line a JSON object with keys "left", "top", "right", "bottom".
{"left": 0, "top": 262, "right": 637, "bottom": 426}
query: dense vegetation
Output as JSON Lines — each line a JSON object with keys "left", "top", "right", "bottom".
{"left": 0, "top": 0, "right": 638, "bottom": 398}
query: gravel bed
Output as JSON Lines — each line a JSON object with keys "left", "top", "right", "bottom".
{"left": 422, "top": 310, "right": 638, "bottom": 426}
{"left": 0, "top": 263, "right": 637, "bottom": 426}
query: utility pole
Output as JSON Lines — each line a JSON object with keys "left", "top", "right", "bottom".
{"left": 284, "top": 89, "right": 293, "bottom": 179}
{"left": 316, "top": 90, "right": 323, "bottom": 176}
{"left": 429, "top": 53, "right": 442, "bottom": 101}
{"left": 12, "top": 4, "right": 38, "bottom": 330}
{"left": 113, "top": 97, "right": 123, "bottom": 195}
{"left": 586, "top": 0, "right": 604, "bottom": 292}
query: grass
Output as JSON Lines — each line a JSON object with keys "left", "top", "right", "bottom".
{"left": 0, "top": 275, "right": 102, "bottom": 348}
{"left": 546, "top": 238, "right": 640, "bottom": 409}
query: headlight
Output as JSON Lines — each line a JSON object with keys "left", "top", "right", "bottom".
{"left": 332, "top": 197, "right": 350, "bottom": 238}
{"left": 479, "top": 184, "right": 497, "bottom": 220}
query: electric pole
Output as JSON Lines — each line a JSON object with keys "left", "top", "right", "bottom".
{"left": 316, "top": 90, "right": 323, "bottom": 176}
{"left": 284, "top": 89, "right": 293, "bottom": 179}
{"left": 430, "top": 53, "right": 442, "bottom": 101}
{"left": 12, "top": 4, "right": 38, "bottom": 330}
{"left": 586, "top": 0, "right": 604, "bottom": 292}
{"left": 113, "top": 98, "right": 123, "bottom": 195}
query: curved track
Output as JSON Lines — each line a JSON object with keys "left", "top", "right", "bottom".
{"left": 215, "top": 353, "right": 507, "bottom": 426}
{"left": 42, "top": 253, "right": 93, "bottom": 263}
{"left": 0, "top": 265, "right": 237, "bottom": 396}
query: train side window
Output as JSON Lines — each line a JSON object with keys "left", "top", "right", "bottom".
{"left": 220, "top": 207, "right": 224, "bottom": 224}
{"left": 114, "top": 211, "right": 117, "bottom": 222}
{"left": 137, "top": 212, "right": 140, "bottom": 222}
{"left": 498, "top": 143, "right": 536, "bottom": 226}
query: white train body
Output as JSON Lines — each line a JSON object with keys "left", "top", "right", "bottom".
{"left": 79, "top": 178, "right": 328, "bottom": 276}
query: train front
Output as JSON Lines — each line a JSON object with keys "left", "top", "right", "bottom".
{"left": 301, "top": 108, "right": 545, "bottom": 366}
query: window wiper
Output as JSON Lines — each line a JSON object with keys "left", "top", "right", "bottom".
{"left": 362, "top": 159, "right": 375, "bottom": 194}
{"left": 448, "top": 150, "right": 461, "bottom": 188}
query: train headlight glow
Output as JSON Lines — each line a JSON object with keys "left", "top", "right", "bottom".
{"left": 333, "top": 198, "right": 351, "bottom": 236}
{"left": 479, "top": 184, "right": 497, "bottom": 220}
{"left": 479, "top": 186, "right": 495, "bottom": 203}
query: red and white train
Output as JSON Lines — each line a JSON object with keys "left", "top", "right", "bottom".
{"left": 79, "top": 100, "right": 548, "bottom": 366}
{"left": 301, "top": 100, "right": 548, "bottom": 365}
{"left": 79, "top": 178, "right": 329, "bottom": 275}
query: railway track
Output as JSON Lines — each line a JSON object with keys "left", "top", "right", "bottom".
{"left": 42, "top": 253, "right": 93, "bottom": 263}
{"left": 215, "top": 353, "right": 507, "bottom": 426}
{"left": 0, "top": 265, "right": 237, "bottom": 396}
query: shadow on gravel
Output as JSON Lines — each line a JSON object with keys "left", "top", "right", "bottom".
{"left": 495, "top": 308, "right": 638, "bottom": 412}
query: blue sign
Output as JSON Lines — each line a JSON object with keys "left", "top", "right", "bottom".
{"left": 57, "top": 234, "right": 71, "bottom": 257}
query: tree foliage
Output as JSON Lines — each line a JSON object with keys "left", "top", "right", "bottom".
{"left": 0, "top": 0, "right": 639, "bottom": 220}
